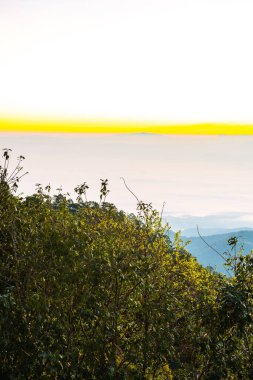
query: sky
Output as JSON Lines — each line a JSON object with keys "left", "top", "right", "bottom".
{"left": 1, "top": 0, "right": 253, "bottom": 228}
{"left": 1, "top": 0, "right": 253, "bottom": 122}
{"left": 2, "top": 132, "right": 253, "bottom": 231}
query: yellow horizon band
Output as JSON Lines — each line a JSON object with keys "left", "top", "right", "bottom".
{"left": 1, "top": 118, "right": 253, "bottom": 135}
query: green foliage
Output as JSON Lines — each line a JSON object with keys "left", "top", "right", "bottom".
{"left": 0, "top": 151, "right": 253, "bottom": 379}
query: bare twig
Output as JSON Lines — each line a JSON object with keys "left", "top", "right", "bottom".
{"left": 160, "top": 201, "right": 166, "bottom": 221}
{"left": 120, "top": 177, "right": 140, "bottom": 203}
{"left": 197, "top": 225, "right": 231, "bottom": 276}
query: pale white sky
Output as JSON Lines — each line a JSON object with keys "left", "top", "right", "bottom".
{"left": 1, "top": 0, "right": 253, "bottom": 121}
{"left": 1, "top": 133, "right": 253, "bottom": 227}
{"left": 1, "top": 1, "right": 253, "bottom": 225}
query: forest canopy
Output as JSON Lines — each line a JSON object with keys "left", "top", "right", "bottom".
{"left": 0, "top": 150, "right": 253, "bottom": 379}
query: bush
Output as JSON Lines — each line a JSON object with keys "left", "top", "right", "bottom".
{"left": 0, "top": 150, "right": 253, "bottom": 379}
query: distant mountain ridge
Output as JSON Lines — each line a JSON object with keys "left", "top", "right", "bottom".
{"left": 163, "top": 212, "right": 253, "bottom": 235}
{"left": 181, "top": 226, "right": 253, "bottom": 237}
{"left": 169, "top": 229, "right": 253, "bottom": 274}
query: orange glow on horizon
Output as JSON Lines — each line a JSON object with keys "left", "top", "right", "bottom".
{"left": 1, "top": 118, "right": 253, "bottom": 135}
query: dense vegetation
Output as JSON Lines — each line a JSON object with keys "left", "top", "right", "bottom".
{"left": 0, "top": 150, "right": 253, "bottom": 379}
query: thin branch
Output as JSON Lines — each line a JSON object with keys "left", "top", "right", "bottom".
{"left": 120, "top": 177, "right": 140, "bottom": 203}
{"left": 197, "top": 225, "right": 226, "bottom": 261}
{"left": 160, "top": 201, "right": 166, "bottom": 221}
{"left": 197, "top": 225, "right": 231, "bottom": 276}
{"left": 6, "top": 158, "right": 22, "bottom": 182}
{"left": 16, "top": 171, "right": 29, "bottom": 181}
